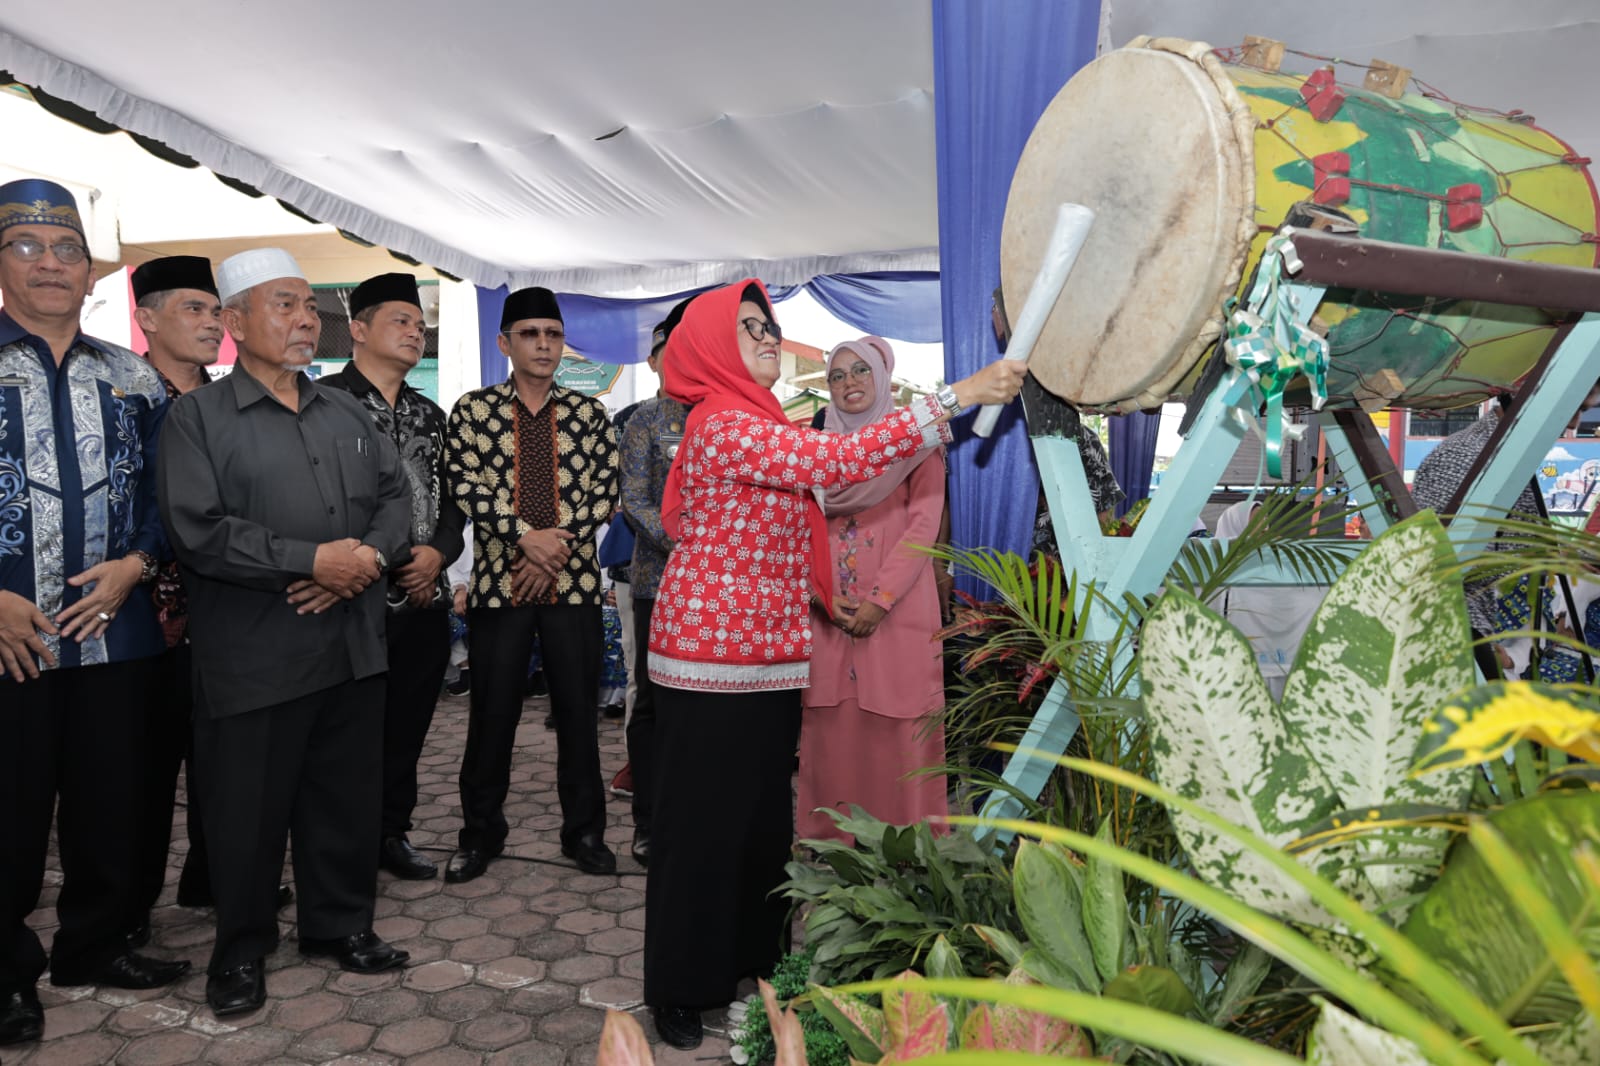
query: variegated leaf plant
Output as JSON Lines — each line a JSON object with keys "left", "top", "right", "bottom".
{"left": 1138, "top": 512, "right": 1477, "bottom": 935}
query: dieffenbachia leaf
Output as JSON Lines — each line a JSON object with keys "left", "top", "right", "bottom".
{"left": 1138, "top": 587, "right": 1341, "bottom": 926}
{"left": 1278, "top": 512, "right": 1475, "bottom": 919}
{"left": 1416, "top": 680, "right": 1600, "bottom": 775}
{"left": 1307, "top": 999, "right": 1430, "bottom": 1066}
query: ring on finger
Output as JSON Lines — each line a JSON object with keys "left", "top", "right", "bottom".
{"left": 95, "top": 611, "right": 112, "bottom": 623}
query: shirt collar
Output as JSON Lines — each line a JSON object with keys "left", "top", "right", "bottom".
{"left": 339, "top": 359, "right": 415, "bottom": 407}
{"left": 0, "top": 309, "right": 114, "bottom": 359}
{"left": 228, "top": 361, "right": 321, "bottom": 410}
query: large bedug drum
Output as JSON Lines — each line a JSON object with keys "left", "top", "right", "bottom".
{"left": 1002, "top": 36, "right": 1600, "bottom": 413}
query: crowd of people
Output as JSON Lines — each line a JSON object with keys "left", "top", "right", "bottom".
{"left": 0, "top": 177, "right": 1027, "bottom": 1052}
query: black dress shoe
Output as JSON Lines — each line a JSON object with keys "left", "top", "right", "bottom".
{"left": 444, "top": 848, "right": 495, "bottom": 883}
{"left": 652, "top": 1006, "right": 703, "bottom": 1050}
{"left": 380, "top": 836, "right": 438, "bottom": 880}
{"left": 53, "top": 951, "right": 191, "bottom": 990}
{"left": 630, "top": 830, "right": 650, "bottom": 867}
{"left": 444, "top": 668, "right": 470, "bottom": 696}
{"left": 298, "top": 930, "right": 409, "bottom": 974}
{"left": 206, "top": 958, "right": 265, "bottom": 1018}
{"left": 561, "top": 834, "right": 617, "bottom": 875}
{"left": 126, "top": 917, "right": 151, "bottom": 949}
{"left": 277, "top": 883, "right": 294, "bottom": 910}
{"left": 602, "top": 702, "right": 625, "bottom": 719}
{"left": 0, "top": 988, "right": 43, "bottom": 1046}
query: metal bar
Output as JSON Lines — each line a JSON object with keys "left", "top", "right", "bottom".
{"left": 1317, "top": 411, "right": 1394, "bottom": 538}
{"left": 1329, "top": 408, "right": 1420, "bottom": 528}
{"left": 1286, "top": 228, "right": 1600, "bottom": 312}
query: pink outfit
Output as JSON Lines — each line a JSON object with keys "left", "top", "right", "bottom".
{"left": 798, "top": 450, "right": 948, "bottom": 841}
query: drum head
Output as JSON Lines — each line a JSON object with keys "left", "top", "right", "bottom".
{"left": 1002, "top": 39, "right": 1257, "bottom": 411}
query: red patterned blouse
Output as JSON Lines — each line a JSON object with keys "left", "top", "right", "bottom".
{"left": 647, "top": 393, "right": 950, "bottom": 692}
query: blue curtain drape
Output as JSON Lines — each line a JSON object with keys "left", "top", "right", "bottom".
{"left": 1109, "top": 410, "right": 1162, "bottom": 516}
{"left": 475, "top": 272, "right": 945, "bottom": 385}
{"left": 932, "top": 0, "right": 1100, "bottom": 591}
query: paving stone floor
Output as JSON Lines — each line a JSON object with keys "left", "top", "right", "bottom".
{"left": 10, "top": 694, "right": 736, "bottom": 1065}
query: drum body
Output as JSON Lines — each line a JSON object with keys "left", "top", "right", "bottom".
{"left": 1002, "top": 37, "right": 1600, "bottom": 413}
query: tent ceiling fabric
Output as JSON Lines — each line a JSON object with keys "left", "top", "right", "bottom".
{"left": 0, "top": 1, "right": 937, "bottom": 296}
{"left": 1105, "top": 0, "right": 1600, "bottom": 166}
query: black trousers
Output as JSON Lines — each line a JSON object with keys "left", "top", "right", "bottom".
{"left": 3, "top": 659, "right": 154, "bottom": 990}
{"left": 194, "top": 677, "right": 383, "bottom": 973}
{"left": 460, "top": 604, "right": 604, "bottom": 853}
{"left": 134, "top": 644, "right": 208, "bottom": 916}
{"left": 644, "top": 685, "right": 800, "bottom": 1009}
{"left": 382, "top": 609, "right": 451, "bottom": 838}
{"left": 625, "top": 596, "right": 658, "bottom": 833}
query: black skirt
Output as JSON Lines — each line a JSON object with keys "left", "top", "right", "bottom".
{"left": 643, "top": 685, "right": 802, "bottom": 1008}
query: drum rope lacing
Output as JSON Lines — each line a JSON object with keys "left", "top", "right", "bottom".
{"left": 1222, "top": 231, "right": 1330, "bottom": 479}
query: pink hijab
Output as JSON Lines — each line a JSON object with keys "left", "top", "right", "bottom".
{"left": 819, "top": 336, "right": 934, "bottom": 516}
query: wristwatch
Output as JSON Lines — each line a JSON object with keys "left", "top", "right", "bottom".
{"left": 368, "top": 546, "right": 388, "bottom": 574}
{"left": 935, "top": 384, "right": 963, "bottom": 416}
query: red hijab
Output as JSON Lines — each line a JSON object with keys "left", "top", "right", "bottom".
{"left": 660, "top": 278, "right": 834, "bottom": 615}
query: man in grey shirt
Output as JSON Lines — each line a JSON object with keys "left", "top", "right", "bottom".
{"left": 157, "top": 248, "right": 413, "bottom": 1019}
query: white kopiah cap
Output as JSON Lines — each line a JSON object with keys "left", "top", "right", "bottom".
{"left": 215, "top": 247, "right": 306, "bottom": 304}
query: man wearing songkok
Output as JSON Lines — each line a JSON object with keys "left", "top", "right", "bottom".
{"left": 443, "top": 285, "right": 620, "bottom": 881}
{"left": 321, "top": 271, "right": 464, "bottom": 881}
{"left": 127, "top": 254, "right": 223, "bottom": 945}
{"left": 157, "top": 247, "right": 412, "bottom": 1018}
{"left": 616, "top": 297, "right": 692, "bottom": 867}
{"left": 0, "top": 179, "right": 189, "bottom": 1050}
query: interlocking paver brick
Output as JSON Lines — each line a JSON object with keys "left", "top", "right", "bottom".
{"left": 429, "top": 914, "right": 491, "bottom": 941}
{"left": 272, "top": 989, "right": 348, "bottom": 1031}
{"left": 22, "top": 1031, "right": 125, "bottom": 1065}
{"left": 519, "top": 929, "right": 583, "bottom": 961}
{"left": 432, "top": 984, "right": 508, "bottom": 1023}
{"left": 40, "top": 998, "right": 110, "bottom": 1037}
{"left": 493, "top": 911, "right": 553, "bottom": 939}
{"left": 193, "top": 1024, "right": 296, "bottom": 1064}
{"left": 409, "top": 1047, "right": 487, "bottom": 1066}
{"left": 373, "top": 1014, "right": 455, "bottom": 1056}
{"left": 347, "top": 987, "right": 425, "bottom": 1026}
{"left": 582, "top": 976, "right": 644, "bottom": 1009}
{"left": 550, "top": 952, "right": 615, "bottom": 985}
{"left": 115, "top": 1029, "right": 211, "bottom": 1065}
{"left": 590, "top": 887, "right": 645, "bottom": 914}
{"left": 459, "top": 1009, "right": 535, "bottom": 1051}
{"left": 450, "top": 932, "right": 517, "bottom": 964}
{"left": 554, "top": 909, "right": 615, "bottom": 936}
{"left": 527, "top": 890, "right": 587, "bottom": 915}
{"left": 468, "top": 893, "right": 527, "bottom": 918}
{"left": 487, "top": 1038, "right": 567, "bottom": 1066}
{"left": 292, "top": 1018, "right": 378, "bottom": 1058}
{"left": 538, "top": 1005, "right": 606, "bottom": 1045}
{"left": 373, "top": 913, "right": 426, "bottom": 941}
{"left": 328, "top": 967, "right": 407, "bottom": 996}
{"left": 402, "top": 959, "right": 474, "bottom": 993}
{"left": 478, "top": 955, "right": 547, "bottom": 989}
{"left": 585, "top": 926, "right": 644, "bottom": 957}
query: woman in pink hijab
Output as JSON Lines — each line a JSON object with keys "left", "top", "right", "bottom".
{"left": 799, "top": 337, "right": 948, "bottom": 842}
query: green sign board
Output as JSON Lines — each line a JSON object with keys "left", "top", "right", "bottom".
{"left": 556, "top": 355, "right": 625, "bottom": 397}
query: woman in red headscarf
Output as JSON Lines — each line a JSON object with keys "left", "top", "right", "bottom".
{"left": 643, "top": 280, "right": 1025, "bottom": 1049}
{"left": 798, "top": 336, "right": 949, "bottom": 844}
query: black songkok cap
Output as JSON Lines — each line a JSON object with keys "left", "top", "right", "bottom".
{"left": 350, "top": 272, "right": 422, "bottom": 318}
{"left": 500, "top": 286, "right": 563, "bottom": 330}
{"left": 651, "top": 296, "right": 693, "bottom": 355}
{"left": 131, "top": 255, "right": 217, "bottom": 303}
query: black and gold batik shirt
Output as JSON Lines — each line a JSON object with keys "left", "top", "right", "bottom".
{"left": 444, "top": 380, "right": 618, "bottom": 608}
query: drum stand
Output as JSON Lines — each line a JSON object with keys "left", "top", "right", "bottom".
{"left": 984, "top": 227, "right": 1600, "bottom": 827}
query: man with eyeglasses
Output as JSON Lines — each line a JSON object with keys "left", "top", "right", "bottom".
{"left": 443, "top": 285, "right": 619, "bottom": 881}
{"left": 0, "top": 179, "right": 191, "bottom": 1049}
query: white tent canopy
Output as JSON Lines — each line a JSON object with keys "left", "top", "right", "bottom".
{"left": 2, "top": 2, "right": 1597, "bottom": 297}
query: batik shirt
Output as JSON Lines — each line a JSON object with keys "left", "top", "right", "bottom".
{"left": 320, "top": 363, "right": 464, "bottom": 612}
{"left": 1411, "top": 410, "right": 1542, "bottom": 633}
{"left": 0, "top": 311, "right": 167, "bottom": 673}
{"left": 620, "top": 395, "right": 690, "bottom": 599}
{"left": 149, "top": 364, "right": 211, "bottom": 648}
{"left": 445, "top": 380, "right": 618, "bottom": 608}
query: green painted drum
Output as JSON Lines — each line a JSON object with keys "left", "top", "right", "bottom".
{"left": 1002, "top": 36, "right": 1600, "bottom": 413}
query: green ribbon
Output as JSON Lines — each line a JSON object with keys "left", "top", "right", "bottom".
{"left": 1222, "top": 234, "right": 1330, "bottom": 477}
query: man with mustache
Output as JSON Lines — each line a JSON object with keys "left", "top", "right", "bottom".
{"left": 321, "top": 272, "right": 464, "bottom": 881}
{"left": 126, "top": 255, "right": 224, "bottom": 944}
{"left": 158, "top": 248, "right": 413, "bottom": 1018}
{"left": 443, "top": 285, "right": 619, "bottom": 882}
{"left": 0, "top": 179, "right": 189, "bottom": 1050}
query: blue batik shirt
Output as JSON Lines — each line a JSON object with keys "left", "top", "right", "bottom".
{"left": 0, "top": 310, "right": 169, "bottom": 674}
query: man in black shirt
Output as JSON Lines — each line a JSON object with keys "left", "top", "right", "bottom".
{"left": 157, "top": 248, "right": 413, "bottom": 1018}
{"left": 321, "top": 273, "right": 464, "bottom": 881}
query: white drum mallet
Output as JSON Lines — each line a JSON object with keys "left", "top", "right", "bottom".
{"left": 973, "top": 203, "right": 1096, "bottom": 438}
